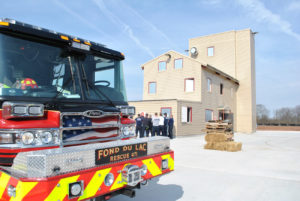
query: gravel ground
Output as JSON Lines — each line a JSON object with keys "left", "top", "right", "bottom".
{"left": 110, "top": 131, "right": 300, "bottom": 201}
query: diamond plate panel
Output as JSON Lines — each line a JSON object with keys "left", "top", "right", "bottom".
{"left": 11, "top": 136, "right": 170, "bottom": 178}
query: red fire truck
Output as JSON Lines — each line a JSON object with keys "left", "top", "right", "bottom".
{"left": 0, "top": 18, "right": 174, "bottom": 201}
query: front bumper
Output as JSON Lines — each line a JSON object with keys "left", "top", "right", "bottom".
{"left": 0, "top": 137, "right": 174, "bottom": 201}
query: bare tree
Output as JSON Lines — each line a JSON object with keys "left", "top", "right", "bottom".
{"left": 294, "top": 105, "right": 300, "bottom": 124}
{"left": 274, "top": 105, "right": 300, "bottom": 125}
{"left": 257, "top": 105, "right": 300, "bottom": 126}
{"left": 256, "top": 104, "right": 270, "bottom": 125}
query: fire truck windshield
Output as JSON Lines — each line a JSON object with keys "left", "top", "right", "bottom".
{"left": 0, "top": 33, "right": 127, "bottom": 104}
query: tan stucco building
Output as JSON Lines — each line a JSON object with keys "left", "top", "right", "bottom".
{"left": 129, "top": 29, "right": 256, "bottom": 136}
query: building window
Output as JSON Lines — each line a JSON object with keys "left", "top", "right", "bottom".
{"left": 185, "top": 78, "right": 194, "bottom": 92}
{"left": 158, "top": 61, "right": 166, "bottom": 72}
{"left": 220, "top": 83, "right": 223, "bottom": 95}
{"left": 207, "top": 78, "right": 212, "bottom": 92}
{"left": 182, "top": 106, "right": 192, "bottom": 123}
{"left": 205, "top": 109, "right": 213, "bottom": 122}
{"left": 148, "top": 82, "right": 156, "bottom": 94}
{"left": 208, "top": 47, "right": 214, "bottom": 56}
{"left": 161, "top": 107, "right": 172, "bottom": 117}
{"left": 174, "top": 58, "right": 183, "bottom": 69}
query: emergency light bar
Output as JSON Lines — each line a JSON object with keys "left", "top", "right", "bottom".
{"left": 71, "top": 41, "right": 90, "bottom": 51}
{"left": 118, "top": 106, "right": 136, "bottom": 116}
{"left": 2, "top": 101, "right": 44, "bottom": 119}
{"left": 0, "top": 18, "right": 127, "bottom": 59}
{"left": 0, "top": 18, "right": 103, "bottom": 48}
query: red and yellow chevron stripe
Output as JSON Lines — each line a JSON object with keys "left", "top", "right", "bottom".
{"left": 0, "top": 151, "right": 174, "bottom": 201}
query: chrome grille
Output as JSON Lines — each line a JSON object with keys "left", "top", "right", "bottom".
{"left": 60, "top": 111, "right": 120, "bottom": 146}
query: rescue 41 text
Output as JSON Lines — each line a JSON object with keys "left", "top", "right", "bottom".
{"left": 95, "top": 143, "right": 147, "bottom": 165}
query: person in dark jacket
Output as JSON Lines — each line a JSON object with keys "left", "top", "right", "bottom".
{"left": 168, "top": 114, "right": 174, "bottom": 139}
{"left": 149, "top": 114, "right": 153, "bottom": 136}
{"left": 163, "top": 113, "right": 169, "bottom": 136}
{"left": 142, "top": 113, "right": 151, "bottom": 137}
{"left": 135, "top": 114, "right": 143, "bottom": 137}
{"left": 159, "top": 113, "right": 164, "bottom": 136}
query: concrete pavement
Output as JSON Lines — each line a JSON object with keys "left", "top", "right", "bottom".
{"left": 110, "top": 131, "right": 300, "bottom": 201}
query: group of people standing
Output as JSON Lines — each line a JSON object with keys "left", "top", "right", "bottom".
{"left": 135, "top": 113, "right": 174, "bottom": 139}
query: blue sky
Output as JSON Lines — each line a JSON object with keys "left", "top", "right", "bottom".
{"left": 1, "top": 0, "right": 299, "bottom": 115}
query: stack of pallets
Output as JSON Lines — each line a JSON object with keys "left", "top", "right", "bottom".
{"left": 204, "top": 120, "right": 242, "bottom": 152}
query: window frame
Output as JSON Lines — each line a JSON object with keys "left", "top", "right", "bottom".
{"left": 161, "top": 107, "right": 172, "bottom": 117}
{"left": 184, "top": 78, "right": 195, "bottom": 92}
{"left": 207, "top": 78, "right": 212, "bottom": 92}
{"left": 207, "top": 46, "right": 214, "bottom": 57}
{"left": 174, "top": 58, "right": 183, "bottom": 69}
{"left": 220, "top": 83, "right": 223, "bottom": 95}
{"left": 158, "top": 61, "right": 167, "bottom": 72}
{"left": 205, "top": 109, "right": 214, "bottom": 122}
{"left": 187, "top": 107, "right": 192, "bottom": 123}
{"left": 181, "top": 106, "right": 192, "bottom": 123}
{"left": 148, "top": 81, "right": 157, "bottom": 94}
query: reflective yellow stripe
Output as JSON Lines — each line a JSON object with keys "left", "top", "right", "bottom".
{"left": 142, "top": 158, "right": 162, "bottom": 176}
{"left": 79, "top": 168, "right": 111, "bottom": 200}
{"left": 45, "top": 175, "right": 79, "bottom": 201}
{"left": 162, "top": 154, "right": 174, "bottom": 170}
{"left": 10, "top": 181, "right": 38, "bottom": 201}
{"left": 0, "top": 22, "right": 9, "bottom": 26}
{"left": 73, "top": 38, "right": 80, "bottom": 43}
{"left": 0, "top": 173, "right": 10, "bottom": 198}
{"left": 110, "top": 164, "right": 128, "bottom": 191}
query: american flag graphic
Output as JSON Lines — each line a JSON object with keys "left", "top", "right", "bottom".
{"left": 63, "top": 115, "right": 118, "bottom": 142}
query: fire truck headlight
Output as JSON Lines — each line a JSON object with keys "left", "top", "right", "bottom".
{"left": 104, "top": 173, "right": 114, "bottom": 186}
{"left": 52, "top": 130, "right": 60, "bottom": 144}
{"left": 13, "top": 105, "right": 27, "bottom": 115}
{"left": 28, "top": 105, "right": 44, "bottom": 116}
{"left": 69, "top": 181, "right": 83, "bottom": 198}
{"left": 123, "top": 127, "right": 130, "bottom": 136}
{"left": 121, "top": 125, "right": 135, "bottom": 138}
{"left": 0, "top": 133, "right": 14, "bottom": 144}
{"left": 141, "top": 164, "right": 148, "bottom": 176}
{"left": 162, "top": 159, "right": 169, "bottom": 170}
{"left": 21, "top": 132, "right": 35, "bottom": 145}
{"left": 2, "top": 129, "right": 60, "bottom": 146}
{"left": 2, "top": 101, "right": 44, "bottom": 119}
{"left": 39, "top": 131, "right": 53, "bottom": 144}
{"left": 7, "top": 185, "right": 16, "bottom": 197}
{"left": 118, "top": 106, "right": 136, "bottom": 116}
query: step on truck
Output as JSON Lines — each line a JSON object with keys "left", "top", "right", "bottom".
{"left": 0, "top": 18, "right": 174, "bottom": 201}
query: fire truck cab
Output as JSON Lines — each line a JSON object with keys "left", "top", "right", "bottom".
{"left": 0, "top": 19, "right": 174, "bottom": 201}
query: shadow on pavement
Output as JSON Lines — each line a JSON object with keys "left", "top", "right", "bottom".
{"left": 110, "top": 177, "right": 183, "bottom": 201}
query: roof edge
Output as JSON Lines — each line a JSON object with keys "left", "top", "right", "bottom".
{"left": 141, "top": 50, "right": 207, "bottom": 69}
{"left": 202, "top": 64, "right": 239, "bottom": 85}
{"left": 189, "top": 28, "right": 253, "bottom": 41}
